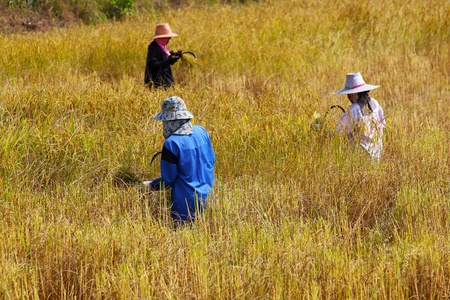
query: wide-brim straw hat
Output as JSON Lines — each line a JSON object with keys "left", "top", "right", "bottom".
{"left": 333, "top": 72, "right": 380, "bottom": 94}
{"left": 153, "top": 96, "right": 194, "bottom": 121}
{"left": 150, "top": 23, "right": 179, "bottom": 39}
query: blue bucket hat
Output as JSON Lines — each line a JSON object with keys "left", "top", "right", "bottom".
{"left": 153, "top": 96, "right": 194, "bottom": 121}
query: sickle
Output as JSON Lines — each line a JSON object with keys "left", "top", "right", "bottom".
{"left": 150, "top": 152, "right": 162, "bottom": 167}
{"left": 323, "top": 105, "right": 345, "bottom": 118}
{"left": 182, "top": 51, "right": 196, "bottom": 58}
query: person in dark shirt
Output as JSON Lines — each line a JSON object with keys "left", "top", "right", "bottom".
{"left": 144, "top": 23, "right": 181, "bottom": 90}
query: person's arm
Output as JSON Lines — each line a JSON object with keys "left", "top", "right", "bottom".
{"left": 144, "top": 177, "right": 163, "bottom": 191}
{"left": 371, "top": 98, "right": 386, "bottom": 129}
{"left": 207, "top": 131, "right": 216, "bottom": 164}
{"left": 144, "top": 46, "right": 153, "bottom": 85}
{"left": 145, "top": 44, "right": 179, "bottom": 84}
{"left": 144, "top": 60, "right": 151, "bottom": 85}
{"left": 160, "top": 145, "right": 179, "bottom": 188}
{"left": 149, "top": 55, "right": 179, "bottom": 70}
{"left": 336, "top": 112, "right": 351, "bottom": 134}
{"left": 147, "top": 46, "right": 179, "bottom": 69}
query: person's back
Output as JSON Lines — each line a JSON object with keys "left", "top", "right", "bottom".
{"left": 333, "top": 72, "right": 385, "bottom": 163}
{"left": 338, "top": 98, "right": 385, "bottom": 161}
{"left": 149, "top": 96, "right": 215, "bottom": 224}
{"left": 162, "top": 125, "right": 215, "bottom": 220}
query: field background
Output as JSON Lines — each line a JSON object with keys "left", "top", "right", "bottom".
{"left": 1, "top": 0, "right": 449, "bottom": 298}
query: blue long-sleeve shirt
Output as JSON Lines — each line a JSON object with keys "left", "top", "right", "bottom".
{"left": 155, "top": 125, "right": 215, "bottom": 220}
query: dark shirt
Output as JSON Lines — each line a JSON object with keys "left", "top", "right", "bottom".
{"left": 144, "top": 41, "right": 174, "bottom": 89}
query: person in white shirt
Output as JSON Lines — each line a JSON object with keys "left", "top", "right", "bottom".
{"left": 333, "top": 72, "right": 386, "bottom": 162}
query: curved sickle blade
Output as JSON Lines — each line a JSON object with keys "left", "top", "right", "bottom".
{"left": 150, "top": 152, "right": 162, "bottom": 167}
{"left": 330, "top": 105, "right": 345, "bottom": 113}
{"left": 182, "top": 51, "right": 196, "bottom": 58}
{"left": 323, "top": 105, "right": 346, "bottom": 119}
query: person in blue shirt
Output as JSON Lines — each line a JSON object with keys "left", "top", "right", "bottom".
{"left": 147, "top": 96, "right": 215, "bottom": 225}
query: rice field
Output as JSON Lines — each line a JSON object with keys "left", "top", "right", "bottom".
{"left": 0, "top": 0, "right": 449, "bottom": 298}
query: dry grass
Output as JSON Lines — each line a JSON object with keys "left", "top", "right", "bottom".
{"left": 0, "top": 0, "right": 449, "bottom": 298}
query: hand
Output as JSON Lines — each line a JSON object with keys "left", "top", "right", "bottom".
{"left": 310, "top": 112, "right": 323, "bottom": 132}
{"left": 170, "top": 50, "right": 182, "bottom": 58}
{"left": 310, "top": 121, "right": 322, "bottom": 132}
{"left": 140, "top": 181, "right": 153, "bottom": 193}
{"left": 140, "top": 178, "right": 162, "bottom": 193}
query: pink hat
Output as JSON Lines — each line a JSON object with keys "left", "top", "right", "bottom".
{"left": 150, "top": 23, "right": 179, "bottom": 39}
{"left": 333, "top": 72, "right": 380, "bottom": 94}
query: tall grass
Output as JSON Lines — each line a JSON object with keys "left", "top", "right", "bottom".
{"left": 0, "top": 0, "right": 449, "bottom": 298}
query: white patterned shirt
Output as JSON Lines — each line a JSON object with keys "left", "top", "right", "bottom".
{"left": 337, "top": 98, "right": 386, "bottom": 162}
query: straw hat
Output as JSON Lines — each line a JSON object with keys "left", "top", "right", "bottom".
{"left": 153, "top": 96, "right": 194, "bottom": 121}
{"left": 150, "top": 23, "right": 179, "bottom": 39}
{"left": 333, "top": 72, "right": 380, "bottom": 95}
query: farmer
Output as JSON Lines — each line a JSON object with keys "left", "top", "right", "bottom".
{"left": 333, "top": 72, "right": 386, "bottom": 162}
{"left": 144, "top": 23, "right": 181, "bottom": 90}
{"left": 146, "top": 96, "right": 215, "bottom": 226}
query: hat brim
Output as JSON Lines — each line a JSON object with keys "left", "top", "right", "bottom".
{"left": 333, "top": 84, "right": 380, "bottom": 95}
{"left": 153, "top": 110, "right": 194, "bottom": 121}
{"left": 150, "top": 33, "right": 179, "bottom": 39}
